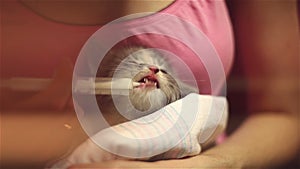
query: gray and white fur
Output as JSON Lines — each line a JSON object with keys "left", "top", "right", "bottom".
{"left": 97, "top": 46, "right": 198, "bottom": 124}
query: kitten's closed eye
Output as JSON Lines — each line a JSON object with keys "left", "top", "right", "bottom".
{"left": 160, "top": 69, "right": 167, "bottom": 74}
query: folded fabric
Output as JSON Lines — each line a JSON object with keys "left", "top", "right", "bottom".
{"left": 49, "top": 93, "right": 228, "bottom": 169}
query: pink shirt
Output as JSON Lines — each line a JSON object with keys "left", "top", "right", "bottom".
{"left": 1, "top": 0, "right": 234, "bottom": 94}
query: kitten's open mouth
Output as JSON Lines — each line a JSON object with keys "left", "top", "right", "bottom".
{"left": 136, "top": 75, "right": 159, "bottom": 89}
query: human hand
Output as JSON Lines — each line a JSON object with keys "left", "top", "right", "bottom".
{"left": 67, "top": 152, "right": 239, "bottom": 169}
{"left": 14, "top": 57, "right": 74, "bottom": 111}
{"left": 50, "top": 94, "right": 228, "bottom": 168}
{"left": 49, "top": 139, "right": 120, "bottom": 169}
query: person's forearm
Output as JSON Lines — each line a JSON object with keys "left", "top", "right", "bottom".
{"left": 202, "top": 113, "right": 299, "bottom": 168}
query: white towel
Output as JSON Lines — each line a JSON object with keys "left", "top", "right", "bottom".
{"left": 49, "top": 93, "right": 228, "bottom": 169}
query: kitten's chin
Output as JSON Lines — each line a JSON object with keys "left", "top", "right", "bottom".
{"left": 129, "top": 74, "right": 180, "bottom": 114}
{"left": 129, "top": 89, "right": 167, "bottom": 114}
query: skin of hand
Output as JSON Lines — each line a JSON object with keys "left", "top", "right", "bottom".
{"left": 68, "top": 0, "right": 300, "bottom": 169}
{"left": 14, "top": 57, "right": 74, "bottom": 111}
{"left": 67, "top": 154, "right": 234, "bottom": 169}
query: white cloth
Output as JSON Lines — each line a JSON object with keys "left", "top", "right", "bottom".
{"left": 49, "top": 93, "right": 228, "bottom": 169}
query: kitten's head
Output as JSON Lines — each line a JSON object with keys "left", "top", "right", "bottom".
{"left": 98, "top": 46, "right": 198, "bottom": 119}
{"left": 115, "top": 47, "right": 181, "bottom": 113}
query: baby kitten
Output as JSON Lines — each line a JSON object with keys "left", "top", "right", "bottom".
{"left": 97, "top": 46, "right": 198, "bottom": 124}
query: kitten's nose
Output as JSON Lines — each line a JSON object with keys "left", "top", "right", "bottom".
{"left": 149, "top": 66, "right": 159, "bottom": 74}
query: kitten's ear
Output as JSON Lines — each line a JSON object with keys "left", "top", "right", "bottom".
{"left": 178, "top": 81, "right": 199, "bottom": 97}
